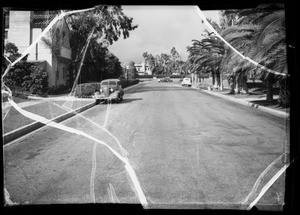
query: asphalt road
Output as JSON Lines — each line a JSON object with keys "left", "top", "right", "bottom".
{"left": 3, "top": 80, "right": 289, "bottom": 210}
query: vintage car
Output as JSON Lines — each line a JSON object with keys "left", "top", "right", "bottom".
{"left": 94, "top": 79, "right": 124, "bottom": 104}
{"left": 181, "top": 78, "right": 192, "bottom": 87}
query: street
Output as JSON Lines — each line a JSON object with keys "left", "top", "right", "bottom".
{"left": 4, "top": 80, "right": 289, "bottom": 209}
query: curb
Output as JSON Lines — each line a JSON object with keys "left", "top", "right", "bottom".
{"left": 124, "top": 82, "right": 141, "bottom": 91}
{"left": 3, "top": 82, "right": 141, "bottom": 145}
{"left": 195, "top": 87, "right": 289, "bottom": 118}
{"left": 3, "top": 102, "right": 95, "bottom": 145}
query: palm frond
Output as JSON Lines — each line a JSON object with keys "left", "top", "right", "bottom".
{"left": 256, "top": 10, "right": 284, "bottom": 47}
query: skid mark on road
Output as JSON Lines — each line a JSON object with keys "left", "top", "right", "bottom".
{"left": 90, "top": 143, "right": 98, "bottom": 203}
{"left": 103, "top": 100, "right": 112, "bottom": 128}
{"left": 51, "top": 101, "right": 129, "bottom": 157}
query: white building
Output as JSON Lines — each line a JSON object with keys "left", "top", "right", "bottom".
{"left": 4, "top": 10, "right": 72, "bottom": 87}
{"left": 134, "top": 61, "right": 152, "bottom": 76}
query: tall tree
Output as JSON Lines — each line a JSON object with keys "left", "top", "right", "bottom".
{"left": 66, "top": 5, "right": 138, "bottom": 86}
{"left": 126, "top": 61, "right": 138, "bottom": 79}
{"left": 170, "top": 47, "right": 181, "bottom": 73}
{"left": 187, "top": 32, "right": 225, "bottom": 89}
{"left": 142, "top": 52, "right": 156, "bottom": 73}
{"left": 220, "top": 4, "right": 287, "bottom": 104}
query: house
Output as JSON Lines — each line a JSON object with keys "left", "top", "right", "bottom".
{"left": 134, "top": 61, "right": 152, "bottom": 76}
{"left": 4, "top": 10, "right": 72, "bottom": 88}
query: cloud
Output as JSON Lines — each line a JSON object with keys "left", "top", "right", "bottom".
{"left": 108, "top": 6, "right": 221, "bottom": 64}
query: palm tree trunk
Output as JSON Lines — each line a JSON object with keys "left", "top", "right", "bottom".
{"left": 241, "top": 74, "right": 248, "bottom": 94}
{"left": 235, "top": 75, "right": 241, "bottom": 94}
{"left": 266, "top": 74, "right": 275, "bottom": 101}
{"left": 278, "top": 78, "right": 289, "bottom": 107}
{"left": 228, "top": 75, "right": 235, "bottom": 94}
{"left": 211, "top": 70, "right": 215, "bottom": 86}
{"left": 220, "top": 74, "right": 223, "bottom": 91}
{"left": 216, "top": 70, "right": 221, "bottom": 88}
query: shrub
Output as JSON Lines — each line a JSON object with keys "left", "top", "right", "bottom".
{"left": 3, "top": 61, "right": 48, "bottom": 96}
{"left": 74, "top": 79, "right": 139, "bottom": 98}
{"left": 74, "top": 83, "right": 100, "bottom": 98}
{"left": 47, "top": 84, "right": 70, "bottom": 95}
{"left": 120, "top": 79, "right": 139, "bottom": 88}
{"left": 23, "top": 66, "right": 48, "bottom": 94}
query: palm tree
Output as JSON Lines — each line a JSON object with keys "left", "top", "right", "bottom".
{"left": 187, "top": 34, "right": 225, "bottom": 89}
{"left": 219, "top": 4, "right": 287, "bottom": 104}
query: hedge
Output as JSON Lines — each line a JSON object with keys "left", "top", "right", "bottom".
{"left": 120, "top": 79, "right": 139, "bottom": 88}
{"left": 139, "top": 74, "right": 187, "bottom": 79}
{"left": 139, "top": 74, "right": 212, "bottom": 79}
{"left": 47, "top": 85, "right": 70, "bottom": 95}
{"left": 74, "top": 79, "right": 139, "bottom": 98}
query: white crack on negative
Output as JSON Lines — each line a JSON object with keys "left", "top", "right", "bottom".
{"left": 4, "top": 188, "right": 18, "bottom": 205}
{"left": 194, "top": 6, "right": 288, "bottom": 77}
{"left": 240, "top": 153, "right": 285, "bottom": 205}
{"left": 107, "top": 183, "right": 121, "bottom": 203}
{"left": 7, "top": 98, "right": 148, "bottom": 207}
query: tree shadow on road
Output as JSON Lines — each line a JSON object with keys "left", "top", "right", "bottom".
{"left": 120, "top": 98, "right": 143, "bottom": 104}
{"left": 128, "top": 85, "right": 194, "bottom": 94}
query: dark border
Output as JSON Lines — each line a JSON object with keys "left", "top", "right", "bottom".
{"left": 1, "top": 0, "right": 298, "bottom": 214}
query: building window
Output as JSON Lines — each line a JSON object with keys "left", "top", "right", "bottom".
{"left": 4, "top": 12, "right": 9, "bottom": 29}
{"left": 63, "top": 68, "right": 67, "bottom": 80}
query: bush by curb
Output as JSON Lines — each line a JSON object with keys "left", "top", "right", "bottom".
{"left": 74, "top": 79, "right": 139, "bottom": 98}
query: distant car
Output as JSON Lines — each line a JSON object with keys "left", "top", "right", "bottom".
{"left": 94, "top": 79, "right": 124, "bottom": 104}
{"left": 181, "top": 78, "right": 192, "bottom": 87}
{"left": 159, "top": 77, "right": 173, "bottom": 83}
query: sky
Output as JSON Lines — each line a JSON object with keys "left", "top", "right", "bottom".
{"left": 108, "top": 6, "right": 221, "bottom": 65}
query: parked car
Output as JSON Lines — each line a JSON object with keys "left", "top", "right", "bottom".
{"left": 94, "top": 79, "right": 124, "bottom": 104}
{"left": 181, "top": 78, "right": 192, "bottom": 87}
{"left": 164, "top": 77, "right": 173, "bottom": 82}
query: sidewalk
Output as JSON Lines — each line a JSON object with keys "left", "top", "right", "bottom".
{"left": 192, "top": 84, "right": 289, "bottom": 118}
